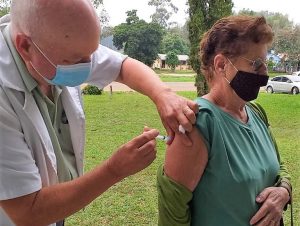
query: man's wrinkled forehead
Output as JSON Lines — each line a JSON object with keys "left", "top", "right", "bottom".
{"left": 37, "top": 0, "right": 100, "bottom": 48}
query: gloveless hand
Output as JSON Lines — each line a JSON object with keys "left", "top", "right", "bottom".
{"left": 106, "top": 129, "right": 159, "bottom": 179}
{"left": 250, "top": 186, "right": 290, "bottom": 226}
{"left": 154, "top": 90, "right": 198, "bottom": 146}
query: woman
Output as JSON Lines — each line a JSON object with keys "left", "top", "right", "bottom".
{"left": 157, "top": 15, "right": 292, "bottom": 226}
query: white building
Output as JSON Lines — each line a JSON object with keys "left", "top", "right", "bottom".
{"left": 152, "top": 54, "right": 191, "bottom": 70}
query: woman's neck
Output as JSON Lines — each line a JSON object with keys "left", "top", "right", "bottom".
{"left": 203, "top": 87, "right": 248, "bottom": 123}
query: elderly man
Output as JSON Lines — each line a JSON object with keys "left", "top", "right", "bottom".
{"left": 0, "top": 0, "right": 197, "bottom": 225}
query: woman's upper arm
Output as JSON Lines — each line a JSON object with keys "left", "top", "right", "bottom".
{"left": 164, "top": 126, "right": 208, "bottom": 191}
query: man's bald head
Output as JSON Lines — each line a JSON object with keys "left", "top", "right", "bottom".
{"left": 9, "top": 0, "right": 101, "bottom": 90}
{"left": 10, "top": 0, "right": 100, "bottom": 48}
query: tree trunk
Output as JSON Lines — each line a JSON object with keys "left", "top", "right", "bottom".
{"left": 195, "top": 73, "right": 209, "bottom": 96}
{"left": 188, "top": 0, "right": 233, "bottom": 97}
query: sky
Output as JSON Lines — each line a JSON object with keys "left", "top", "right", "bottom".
{"left": 102, "top": 0, "right": 300, "bottom": 26}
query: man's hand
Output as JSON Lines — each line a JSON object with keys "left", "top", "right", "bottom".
{"left": 116, "top": 58, "right": 198, "bottom": 145}
{"left": 0, "top": 128, "right": 158, "bottom": 226}
{"left": 154, "top": 90, "right": 198, "bottom": 146}
{"left": 250, "top": 187, "right": 290, "bottom": 226}
{"left": 106, "top": 129, "right": 159, "bottom": 179}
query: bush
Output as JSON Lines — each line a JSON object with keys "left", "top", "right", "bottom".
{"left": 81, "top": 85, "right": 103, "bottom": 95}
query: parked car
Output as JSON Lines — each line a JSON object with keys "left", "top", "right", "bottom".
{"left": 266, "top": 75, "right": 300, "bottom": 95}
{"left": 292, "top": 71, "right": 300, "bottom": 76}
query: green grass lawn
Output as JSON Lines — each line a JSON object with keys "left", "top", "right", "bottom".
{"left": 154, "top": 69, "right": 195, "bottom": 75}
{"left": 67, "top": 92, "right": 299, "bottom": 226}
{"left": 159, "top": 75, "right": 196, "bottom": 82}
{"left": 156, "top": 70, "right": 286, "bottom": 82}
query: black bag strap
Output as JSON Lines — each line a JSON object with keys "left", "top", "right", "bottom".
{"left": 246, "top": 102, "right": 293, "bottom": 226}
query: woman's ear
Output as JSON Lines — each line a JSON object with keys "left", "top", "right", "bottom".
{"left": 214, "top": 54, "right": 227, "bottom": 75}
{"left": 14, "top": 33, "right": 33, "bottom": 62}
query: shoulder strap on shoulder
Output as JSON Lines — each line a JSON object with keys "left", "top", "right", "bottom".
{"left": 247, "top": 101, "right": 280, "bottom": 159}
{"left": 246, "top": 101, "right": 269, "bottom": 127}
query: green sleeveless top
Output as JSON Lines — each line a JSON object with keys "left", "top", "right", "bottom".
{"left": 191, "top": 98, "right": 280, "bottom": 226}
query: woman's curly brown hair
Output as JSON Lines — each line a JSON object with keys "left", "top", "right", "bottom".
{"left": 199, "top": 15, "right": 273, "bottom": 81}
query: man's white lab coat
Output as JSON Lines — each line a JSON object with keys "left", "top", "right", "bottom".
{"left": 0, "top": 16, "right": 126, "bottom": 225}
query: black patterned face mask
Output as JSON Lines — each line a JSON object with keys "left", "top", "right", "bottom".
{"left": 229, "top": 70, "right": 269, "bottom": 102}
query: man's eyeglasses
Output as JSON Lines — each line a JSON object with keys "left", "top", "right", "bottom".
{"left": 240, "top": 56, "right": 268, "bottom": 71}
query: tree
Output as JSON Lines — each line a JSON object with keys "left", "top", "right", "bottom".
{"left": 237, "top": 9, "right": 300, "bottom": 69}
{"left": 188, "top": 0, "right": 233, "bottom": 96}
{"left": 166, "top": 51, "right": 179, "bottom": 71}
{"left": 98, "top": 8, "right": 110, "bottom": 26}
{"left": 161, "top": 33, "right": 189, "bottom": 55}
{"left": 101, "top": 26, "right": 114, "bottom": 39}
{"left": 168, "top": 21, "right": 190, "bottom": 44}
{"left": 0, "top": 0, "right": 11, "bottom": 17}
{"left": 91, "top": 0, "right": 110, "bottom": 26}
{"left": 272, "top": 27, "right": 300, "bottom": 71}
{"left": 259, "top": 12, "right": 300, "bottom": 63}
{"left": 161, "top": 21, "right": 191, "bottom": 55}
{"left": 237, "top": 9, "right": 293, "bottom": 32}
{"left": 148, "top": 0, "right": 178, "bottom": 28}
{"left": 125, "top": 9, "right": 140, "bottom": 24}
{"left": 168, "top": 21, "right": 190, "bottom": 45}
{"left": 113, "top": 10, "right": 164, "bottom": 66}
{"left": 91, "top": 0, "right": 103, "bottom": 9}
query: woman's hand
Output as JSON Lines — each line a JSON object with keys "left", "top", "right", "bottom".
{"left": 250, "top": 187, "right": 290, "bottom": 226}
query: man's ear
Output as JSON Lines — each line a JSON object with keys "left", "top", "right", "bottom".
{"left": 214, "top": 54, "right": 227, "bottom": 74}
{"left": 14, "top": 33, "right": 33, "bottom": 62}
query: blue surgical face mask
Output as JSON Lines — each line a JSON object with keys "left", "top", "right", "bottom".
{"left": 30, "top": 41, "right": 91, "bottom": 87}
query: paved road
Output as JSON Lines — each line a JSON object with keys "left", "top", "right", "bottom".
{"left": 82, "top": 82, "right": 266, "bottom": 93}
{"left": 103, "top": 82, "right": 197, "bottom": 92}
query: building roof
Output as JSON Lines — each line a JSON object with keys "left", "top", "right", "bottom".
{"left": 158, "top": 54, "right": 166, "bottom": 60}
{"left": 157, "top": 54, "right": 189, "bottom": 61}
{"left": 178, "top": 55, "right": 189, "bottom": 61}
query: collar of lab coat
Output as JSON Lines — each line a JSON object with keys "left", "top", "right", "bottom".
{"left": 0, "top": 21, "right": 85, "bottom": 177}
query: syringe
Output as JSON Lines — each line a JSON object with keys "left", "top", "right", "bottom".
{"left": 156, "top": 134, "right": 170, "bottom": 143}
{"left": 155, "top": 125, "right": 185, "bottom": 143}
